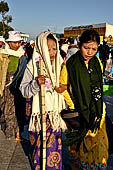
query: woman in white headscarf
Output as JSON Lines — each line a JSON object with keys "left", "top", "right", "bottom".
{"left": 20, "top": 31, "right": 67, "bottom": 170}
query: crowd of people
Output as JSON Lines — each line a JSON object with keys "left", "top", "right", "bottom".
{"left": 0, "top": 29, "right": 113, "bottom": 170}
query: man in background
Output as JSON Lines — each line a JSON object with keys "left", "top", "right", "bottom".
{"left": 25, "top": 40, "right": 35, "bottom": 62}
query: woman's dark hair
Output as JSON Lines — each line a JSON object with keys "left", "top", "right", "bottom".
{"left": 47, "top": 33, "right": 56, "bottom": 43}
{"left": 79, "top": 29, "right": 100, "bottom": 48}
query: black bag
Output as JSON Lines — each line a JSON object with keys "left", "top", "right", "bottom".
{"left": 60, "top": 109, "right": 81, "bottom": 130}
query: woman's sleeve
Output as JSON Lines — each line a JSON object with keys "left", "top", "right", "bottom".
{"left": 59, "top": 64, "right": 68, "bottom": 84}
{"left": 59, "top": 64, "right": 74, "bottom": 109}
{"left": 19, "top": 67, "right": 40, "bottom": 98}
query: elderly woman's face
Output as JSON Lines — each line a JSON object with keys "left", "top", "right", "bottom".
{"left": 8, "top": 41, "right": 21, "bottom": 51}
{"left": 80, "top": 41, "right": 98, "bottom": 64}
{"left": 47, "top": 38, "right": 57, "bottom": 61}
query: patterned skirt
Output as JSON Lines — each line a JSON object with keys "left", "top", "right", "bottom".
{"left": 0, "top": 72, "right": 19, "bottom": 138}
{"left": 29, "top": 115, "right": 62, "bottom": 170}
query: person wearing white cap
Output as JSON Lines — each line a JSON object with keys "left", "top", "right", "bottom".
{"left": 0, "top": 30, "right": 28, "bottom": 141}
{"left": 5, "top": 31, "right": 23, "bottom": 51}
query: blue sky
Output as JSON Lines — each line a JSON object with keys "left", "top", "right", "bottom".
{"left": 2, "top": 0, "right": 113, "bottom": 40}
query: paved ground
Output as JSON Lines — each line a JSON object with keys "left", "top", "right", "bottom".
{"left": 0, "top": 95, "right": 113, "bottom": 170}
{"left": 0, "top": 129, "right": 33, "bottom": 170}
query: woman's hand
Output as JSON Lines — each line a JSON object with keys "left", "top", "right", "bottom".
{"left": 37, "top": 75, "right": 45, "bottom": 86}
{"left": 55, "top": 84, "right": 67, "bottom": 93}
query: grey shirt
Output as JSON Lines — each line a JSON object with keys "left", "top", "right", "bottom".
{"left": 19, "top": 67, "right": 40, "bottom": 98}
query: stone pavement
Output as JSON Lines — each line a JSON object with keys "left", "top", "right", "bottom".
{"left": 0, "top": 129, "right": 33, "bottom": 170}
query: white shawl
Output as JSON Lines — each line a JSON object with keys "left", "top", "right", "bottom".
{"left": 28, "top": 31, "right": 67, "bottom": 132}
{"left": 0, "top": 43, "right": 25, "bottom": 57}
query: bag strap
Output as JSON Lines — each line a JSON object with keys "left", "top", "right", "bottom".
{"left": 63, "top": 111, "right": 79, "bottom": 119}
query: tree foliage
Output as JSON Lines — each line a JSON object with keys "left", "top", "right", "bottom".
{"left": 0, "top": 21, "right": 13, "bottom": 39}
{"left": 0, "top": 1, "right": 13, "bottom": 37}
{"left": 0, "top": 1, "right": 9, "bottom": 14}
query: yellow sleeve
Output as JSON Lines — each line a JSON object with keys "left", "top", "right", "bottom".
{"left": 59, "top": 63, "right": 68, "bottom": 84}
{"left": 63, "top": 90, "right": 75, "bottom": 109}
{"left": 59, "top": 63, "right": 75, "bottom": 109}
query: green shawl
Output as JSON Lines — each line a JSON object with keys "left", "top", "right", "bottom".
{"left": 65, "top": 51, "right": 103, "bottom": 148}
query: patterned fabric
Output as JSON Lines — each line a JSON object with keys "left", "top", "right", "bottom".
{"left": 0, "top": 72, "right": 19, "bottom": 138}
{"left": 68, "top": 108, "right": 108, "bottom": 170}
{"left": 29, "top": 114, "right": 62, "bottom": 170}
{"left": 69, "top": 157, "right": 107, "bottom": 170}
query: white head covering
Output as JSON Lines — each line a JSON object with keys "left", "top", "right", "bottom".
{"left": 6, "top": 31, "right": 22, "bottom": 42}
{"left": 27, "top": 31, "right": 67, "bottom": 132}
{"left": 28, "top": 31, "right": 63, "bottom": 87}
